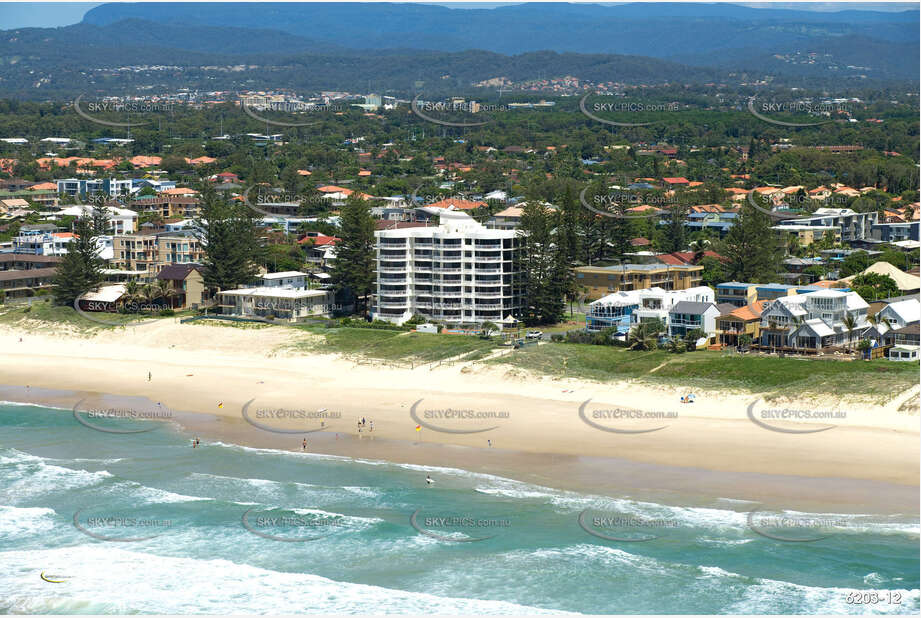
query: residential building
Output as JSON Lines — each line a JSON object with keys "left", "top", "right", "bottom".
{"left": 257, "top": 271, "right": 307, "bottom": 289}
{"left": 12, "top": 226, "right": 80, "bottom": 256}
{"left": 575, "top": 263, "right": 703, "bottom": 299}
{"left": 715, "top": 282, "right": 758, "bottom": 307}
{"left": 0, "top": 187, "right": 59, "bottom": 208}
{"left": 841, "top": 261, "right": 920, "bottom": 295}
{"left": 111, "top": 232, "right": 204, "bottom": 279}
{"left": 871, "top": 222, "right": 919, "bottom": 243}
{"left": 667, "top": 301, "right": 721, "bottom": 339}
{"left": 130, "top": 193, "right": 200, "bottom": 219}
{"left": 488, "top": 206, "right": 523, "bottom": 229}
{"left": 772, "top": 224, "right": 840, "bottom": 246}
{"left": 56, "top": 204, "right": 138, "bottom": 235}
{"left": 888, "top": 344, "right": 919, "bottom": 361}
{"left": 715, "top": 302, "right": 766, "bottom": 347}
{"left": 57, "top": 178, "right": 134, "bottom": 198}
{"left": 156, "top": 264, "right": 210, "bottom": 309}
{"left": 631, "top": 286, "right": 715, "bottom": 328}
{"left": 0, "top": 253, "right": 61, "bottom": 300}
{"left": 372, "top": 209, "right": 522, "bottom": 326}
{"left": 217, "top": 287, "right": 336, "bottom": 322}
{"left": 758, "top": 289, "right": 869, "bottom": 350}
{"left": 882, "top": 323, "right": 920, "bottom": 348}
{"left": 586, "top": 290, "right": 641, "bottom": 333}
{"left": 775, "top": 208, "right": 878, "bottom": 242}
{"left": 875, "top": 299, "right": 921, "bottom": 332}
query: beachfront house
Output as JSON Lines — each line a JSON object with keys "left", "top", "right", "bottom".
{"left": 715, "top": 302, "right": 766, "bottom": 347}
{"left": 217, "top": 287, "right": 336, "bottom": 323}
{"left": 631, "top": 286, "right": 715, "bottom": 328}
{"left": 758, "top": 289, "right": 869, "bottom": 351}
{"left": 667, "top": 301, "right": 720, "bottom": 339}
{"left": 586, "top": 290, "right": 641, "bottom": 333}
{"left": 156, "top": 264, "right": 210, "bottom": 309}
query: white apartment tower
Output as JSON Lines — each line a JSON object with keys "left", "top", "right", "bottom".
{"left": 373, "top": 209, "right": 522, "bottom": 326}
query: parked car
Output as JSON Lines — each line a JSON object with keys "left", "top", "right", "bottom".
{"left": 526, "top": 330, "right": 543, "bottom": 339}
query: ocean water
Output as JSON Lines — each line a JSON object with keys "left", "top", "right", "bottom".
{"left": 0, "top": 401, "right": 918, "bottom": 615}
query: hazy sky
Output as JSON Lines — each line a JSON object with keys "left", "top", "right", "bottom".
{"left": 0, "top": 1, "right": 915, "bottom": 30}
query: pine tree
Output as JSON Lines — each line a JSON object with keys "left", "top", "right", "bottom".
{"left": 90, "top": 198, "right": 110, "bottom": 235}
{"left": 517, "top": 202, "right": 565, "bottom": 325}
{"left": 196, "top": 185, "right": 264, "bottom": 292}
{"left": 330, "top": 194, "right": 376, "bottom": 315}
{"left": 723, "top": 198, "right": 783, "bottom": 283}
{"left": 53, "top": 215, "right": 103, "bottom": 306}
{"left": 555, "top": 186, "right": 581, "bottom": 308}
{"left": 660, "top": 202, "right": 689, "bottom": 253}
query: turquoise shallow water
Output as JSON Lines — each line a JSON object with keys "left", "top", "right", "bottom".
{"left": 0, "top": 401, "right": 918, "bottom": 614}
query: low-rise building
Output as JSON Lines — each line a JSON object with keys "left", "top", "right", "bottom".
{"left": 575, "top": 263, "right": 703, "bottom": 299}
{"left": 111, "top": 232, "right": 204, "bottom": 279}
{"left": 631, "top": 286, "right": 715, "bottom": 327}
{"left": 775, "top": 208, "right": 878, "bottom": 242}
{"left": 758, "top": 289, "right": 869, "bottom": 350}
{"left": 217, "top": 287, "right": 336, "bottom": 322}
{"left": 156, "top": 264, "right": 210, "bottom": 309}
{"left": 667, "top": 301, "right": 721, "bottom": 339}
{"left": 257, "top": 271, "right": 308, "bottom": 289}
{"left": 0, "top": 253, "right": 61, "bottom": 300}
{"left": 715, "top": 301, "right": 766, "bottom": 347}
{"left": 715, "top": 282, "right": 758, "bottom": 307}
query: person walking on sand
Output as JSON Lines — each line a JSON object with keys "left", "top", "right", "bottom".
{"left": 302, "top": 438, "right": 307, "bottom": 451}
{"left": 148, "top": 371, "right": 151, "bottom": 382}
{"left": 369, "top": 421, "right": 373, "bottom": 433}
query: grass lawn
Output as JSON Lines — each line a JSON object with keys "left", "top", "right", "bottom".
{"left": 291, "top": 325, "right": 499, "bottom": 364}
{"left": 539, "top": 312, "right": 587, "bottom": 335}
{"left": 0, "top": 298, "right": 196, "bottom": 333}
{"left": 0, "top": 298, "right": 141, "bottom": 332}
{"left": 490, "top": 343, "right": 919, "bottom": 401}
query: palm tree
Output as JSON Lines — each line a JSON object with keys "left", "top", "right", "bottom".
{"left": 842, "top": 311, "right": 858, "bottom": 350}
{"left": 791, "top": 315, "right": 805, "bottom": 352}
{"left": 155, "top": 279, "right": 178, "bottom": 309}
{"left": 627, "top": 321, "right": 660, "bottom": 351}
{"left": 867, "top": 313, "right": 892, "bottom": 335}
{"left": 122, "top": 280, "right": 141, "bottom": 310}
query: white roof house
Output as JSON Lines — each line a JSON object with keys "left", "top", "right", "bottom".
{"left": 877, "top": 299, "right": 921, "bottom": 331}
{"left": 81, "top": 284, "right": 127, "bottom": 304}
{"left": 761, "top": 289, "right": 870, "bottom": 348}
{"left": 57, "top": 204, "right": 138, "bottom": 235}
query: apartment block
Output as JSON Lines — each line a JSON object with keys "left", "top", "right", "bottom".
{"left": 775, "top": 208, "right": 878, "bottom": 242}
{"left": 372, "top": 210, "right": 522, "bottom": 326}
{"left": 575, "top": 263, "right": 703, "bottom": 299}
{"left": 110, "top": 232, "right": 204, "bottom": 279}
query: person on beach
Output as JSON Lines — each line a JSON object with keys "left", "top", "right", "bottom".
{"left": 148, "top": 371, "right": 151, "bottom": 382}
{"left": 426, "top": 475, "right": 434, "bottom": 486}
{"left": 302, "top": 438, "right": 307, "bottom": 451}
{"left": 487, "top": 439, "right": 491, "bottom": 448}
{"left": 369, "top": 421, "right": 373, "bottom": 432}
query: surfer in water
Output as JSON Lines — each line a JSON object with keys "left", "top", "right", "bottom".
{"left": 426, "top": 475, "right": 434, "bottom": 486}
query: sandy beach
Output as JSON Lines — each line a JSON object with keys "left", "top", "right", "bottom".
{"left": 1, "top": 319, "right": 918, "bottom": 510}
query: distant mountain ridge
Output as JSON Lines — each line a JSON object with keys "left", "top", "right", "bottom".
{"left": 79, "top": 2, "right": 919, "bottom": 56}
{"left": 0, "top": 3, "right": 916, "bottom": 98}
